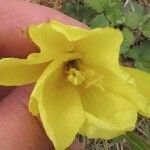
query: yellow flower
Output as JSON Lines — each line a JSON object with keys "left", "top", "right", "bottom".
{"left": 0, "top": 20, "right": 150, "bottom": 150}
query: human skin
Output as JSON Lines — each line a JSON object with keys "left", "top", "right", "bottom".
{"left": 0, "top": 0, "right": 87, "bottom": 149}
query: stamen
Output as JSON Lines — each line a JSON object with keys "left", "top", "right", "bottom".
{"left": 65, "top": 59, "right": 104, "bottom": 88}
{"left": 67, "top": 68, "right": 85, "bottom": 86}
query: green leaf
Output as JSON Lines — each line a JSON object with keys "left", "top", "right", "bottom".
{"left": 61, "top": 1, "right": 98, "bottom": 23}
{"left": 125, "top": 41, "right": 150, "bottom": 72}
{"left": 125, "top": 12, "right": 140, "bottom": 29}
{"left": 90, "top": 14, "right": 109, "bottom": 28}
{"left": 105, "top": 1, "right": 125, "bottom": 25}
{"left": 142, "top": 22, "right": 150, "bottom": 39}
{"left": 125, "top": 12, "right": 149, "bottom": 29}
{"left": 138, "top": 41, "right": 150, "bottom": 63}
{"left": 125, "top": 48, "right": 139, "bottom": 60}
{"left": 122, "top": 28, "right": 135, "bottom": 46}
{"left": 132, "top": 1, "right": 145, "bottom": 15}
{"left": 125, "top": 132, "right": 150, "bottom": 150}
{"left": 123, "top": 1, "right": 148, "bottom": 30}
{"left": 134, "top": 60, "right": 150, "bottom": 73}
{"left": 120, "top": 28, "right": 134, "bottom": 54}
{"left": 113, "top": 135, "right": 124, "bottom": 143}
{"left": 120, "top": 46, "right": 130, "bottom": 54}
{"left": 85, "top": 0, "right": 108, "bottom": 13}
{"left": 61, "top": 1, "right": 76, "bottom": 18}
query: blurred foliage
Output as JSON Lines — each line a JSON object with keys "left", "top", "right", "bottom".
{"left": 60, "top": 0, "right": 150, "bottom": 73}
{"left": 125, "top": 132, "right": 150, "bottom": 150}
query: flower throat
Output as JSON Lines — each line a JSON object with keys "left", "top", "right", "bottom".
{"left": 66, "top": 60, "right": 85, "bottom": 86}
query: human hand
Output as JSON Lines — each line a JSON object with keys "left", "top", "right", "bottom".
{"left": 0, "top": 0, "right": 87, "bottom": 149}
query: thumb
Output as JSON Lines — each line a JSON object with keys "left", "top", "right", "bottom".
{"left": 0, "top": 0, "right": 87, "bottom": 58}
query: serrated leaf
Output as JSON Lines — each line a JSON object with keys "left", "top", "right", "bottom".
{"left": 90, "top": 14, "right": 109, "bottom": 28}
{"left": 85, "top": 0, "right": 108, "bottom": 13}
{"left": 125, "top": 12, "right": 149, "bottom": 29}
{"left": 120, "top": 28, "right": 134, "bottom": 54}
{"left": 131, "top": 41, "right": 150, "bottom": 72}
{"left": 122, "top": 28, "right": 135, "bottom": 46}
{"left": 61, "top": 2, "right": 76, "bottom": 17}
{"left": 125, "top": 12, "right": 141, "bottom": 29}
{"left": 105, "top": 2, "right": 125, "bottom": 25}
{"left": 61, "top": 1, "right": 98, "bottom": 23}
{"left": 138, "top": 41, "right": 150, "bottom": 63}
{"left": 125, "top": 132, "right": 150, "bottom": 150}
{"left": 142, "top": 22, "right": 150, "bottom": 39}
{"left": 120, "top": 46, "right": 130, "bottom": 54}
{"left": 126, "top": 49, "right": 139, "bottom": 60}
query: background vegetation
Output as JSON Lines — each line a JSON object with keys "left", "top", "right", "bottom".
{"left": 27, "top": 0, "right": 150, "bottom": 149}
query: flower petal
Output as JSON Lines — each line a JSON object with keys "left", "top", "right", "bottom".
{"left": 121, "top": 66, "right": 150, "bottom": 117}
{"left": 78, "top": 86, "right": 137, "bottom": 139}
{"left": 76, "top": 28, "right": 123, "bottom": 70}
{"left": 0, "top": 58, "right": 48, "bottom": 86}
{"left": 29, "top": 22, "right": 69, "bottom": 61}
{"left": 29, "top": 58, "right": 85, "bottom": 150}
{"left": 122, "top": 67, "right": 150, "bottom": 99}
{"left": 101, "top": 65, "right": 150, "bottom": 117}
{"left": 50, "top": 20, "right": 89, "bottom": 41}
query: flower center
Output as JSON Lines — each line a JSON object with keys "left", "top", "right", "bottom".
{"left": 65, "top": 60, "right": 104, "bottom": 89}
{"left": 66, "top": 60, "right": 85, "bottom": 86}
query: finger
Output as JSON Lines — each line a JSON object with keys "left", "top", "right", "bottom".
{"left": 0, "top": 85, "right": 82, "bottom": 150}
{"left": 0, "top": 85, "right": 53, "bottom": 150}
{"left": 67, "top": 140, "right": 82, "bottom": 150}
{"left": 0, "top": 0, "right": 88, "bottom": 58}
{"left": 0, "top": 86, "right": 14, "bottom": 100}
